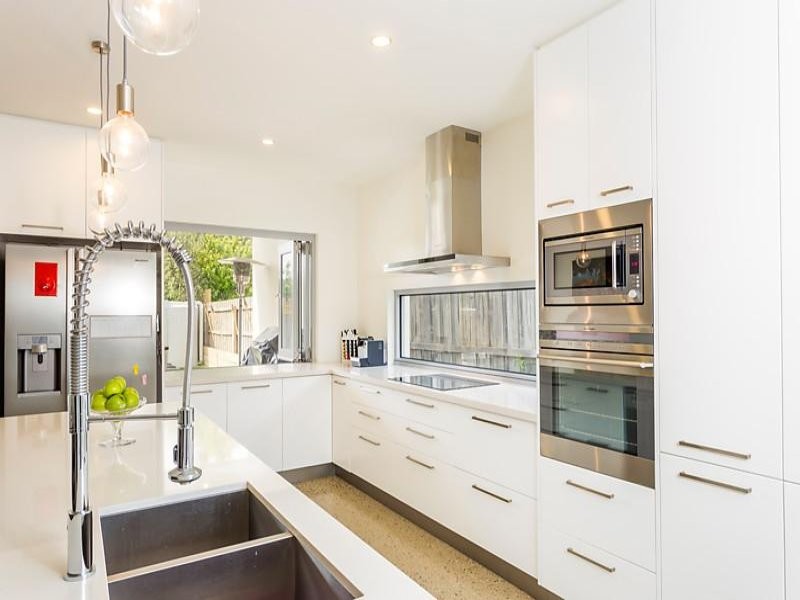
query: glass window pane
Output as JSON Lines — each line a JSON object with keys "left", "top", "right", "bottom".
{"left": 398, "top": 286, "right": 536, "bottom": 376}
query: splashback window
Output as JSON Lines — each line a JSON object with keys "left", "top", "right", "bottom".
{"left": 396, "top": 283, "right": 536, "bottom": 377}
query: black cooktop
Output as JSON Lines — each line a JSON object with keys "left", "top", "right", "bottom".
{"left": 389, "top": 373, "right": 498, "bottom": 391}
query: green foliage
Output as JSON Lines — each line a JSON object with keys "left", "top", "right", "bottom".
{"left": 163, "top": 231, "right": 253, "bottom": 302}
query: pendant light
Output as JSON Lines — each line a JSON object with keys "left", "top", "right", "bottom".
{"left": 112, "top": 0, "right": 200, "bottom": 56}
{"left": 99, "top": 37, "right": 150, "bottom": 171}
{"left": 90, "top": 37, "right": 128, "bottom": 228}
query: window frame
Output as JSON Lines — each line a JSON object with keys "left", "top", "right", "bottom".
{"left": 393, "top": 281, "right": 537, "bottom": 381}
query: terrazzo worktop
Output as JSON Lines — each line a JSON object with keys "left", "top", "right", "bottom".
{"left": 165, "top": 362, "right": 539, "bottom": 422}
{"left": 0, "top": 404, "right": 432, "bottom": 599}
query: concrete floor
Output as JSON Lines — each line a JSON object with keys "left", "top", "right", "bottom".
{"left": 296, "top": 476, "right": 534, "bottom": 600}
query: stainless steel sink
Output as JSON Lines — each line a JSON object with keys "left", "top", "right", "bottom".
{"left": 101, "top": 488, "right": 361, "bottom": 600}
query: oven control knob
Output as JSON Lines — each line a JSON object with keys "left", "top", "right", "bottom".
{"left": 627, "top": 289, "right": 640, "bottom": 301}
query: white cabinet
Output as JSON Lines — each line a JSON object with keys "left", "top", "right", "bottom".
{"left": 227, "top": 380, "right": 283, "bottom": 470}
{"left": 331, "top": 378, "right": 352, "bottom": 470}
{"left": 656, "top": 0, "right": 782, "bottom": 478}
{"left": 535, "top": 24, "right": 589, "bottom": 219}
{"left": 787, "top": 482, "right": 800, "bottom": 600}
{"left": 539, "top": 527, "right": 655, "bottom": 600}
{"left": 587, "top": 0, "right": 652, "bottom": 206}
{"left": 539, "top": 457, "right": 655, "bottom": 571}
{"left": 660, "top": 454, "right": 784, "bottom": 600}
{"left": 0, "top": 114, "right": 86, "bottom": 238}
{"left": 781, "top": 0, "right": 800, "bottom": 485}
{"left": 282, "top": 375, "right": 332, "bottom": 470}
{"left": 167, "top": 383, "right": 228, "bottom": 431}
{"left": 85, "top": 135, "right": 163, "bottom": 233}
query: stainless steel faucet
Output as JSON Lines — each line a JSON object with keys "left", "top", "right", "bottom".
{"left": 65, "top": 222, "right": 202, "bottom": 582}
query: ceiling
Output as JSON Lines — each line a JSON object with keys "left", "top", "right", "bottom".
{"left": 0, "top": 0, "right": 616, "bottom": 186}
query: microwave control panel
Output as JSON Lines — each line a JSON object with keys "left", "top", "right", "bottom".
{"left": 626, "top": 230, "right": 642, "bottom": 301}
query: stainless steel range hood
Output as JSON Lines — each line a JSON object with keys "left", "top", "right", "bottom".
{"left": 384, "top": 125, "right": 511, "bottom": 274}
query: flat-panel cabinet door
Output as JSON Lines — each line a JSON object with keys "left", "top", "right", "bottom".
{"left": 331, "top": 378, "right": 352, "bottom": 470}
{"left": 656, "top": 0, "right": 782, "bottom": 478}
{"left": 283, "top": 376, "right": 332, "bottom": 470}
{"left": 781, "top": 0, "right": 800, "bottom": 485}
{"left": 787, "top": 483, "right": 800, "bottom": 600}
{"left": 534, "top": 24, "right": 589, "bottom": 219}
{"left": 85, "top": 135, "right": 163, "bottom": 233}
{"left": 187, "top": 384, "right": 228, "bottom": 431}
{"left": 660, "top": 454, "right": 784, "bottom": 600}
{"left": 0, "top": 114, "right": 86, "bottom": 238}
{"left": 587, "top": 0, "right": 652, "bottom": 207}
{"left": 227, "top": 380, "right": 283, "bottom": 470}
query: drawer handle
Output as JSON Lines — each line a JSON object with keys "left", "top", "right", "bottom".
{"left": 406, "top": 427, "right": 435, "bottom": 440}
{"left": 471, "top": 415, "right": 511, "bottom": 429}
{"left": 241, "top": 383, "right": 271, "bottom": 390}
{"left": 566, "top": 547, "right": 616, "bottom": 573}
{"left": 471, "top": 484, "right": 512, "bottom": 504}
{"left": 678, "top": 471, "right": 752, "bottom": 495}
{"left": 585, "top": 386, "right": 609, "bottom": 394}
{"left": 678, "top": 440, "right": 751, "bottom": 460}
{"left": 333, "top": 380, "right": 347, "bottom": 386}
{"left": 599, "top": 185, "right": 633, "bottom": 197}
{"left": 357, "top": 410, "right": 381, "bottom": 421}
{"left": 406, "top": 455, "right": 435, "bottom": 470}
{"left": 21, "top": 223, "right": 65, "bottom": 231}
{"left": 406, "top": 398, "right": 435, "bottom": 409}
{"left": 191, "top": 389, "right": 213, "bottom": 395}
{"left": 360, "top": 387, "right": 381, "bottom": 395}
{"left": 546, "top": 199, "right": 575, "bottom": 209}
{"left": 566, "top": 479, "right": 615, "bottom": 500}
{"left": 358, "top": 435, "right": 381, "bottom": 447}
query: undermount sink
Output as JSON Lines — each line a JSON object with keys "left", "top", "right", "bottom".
{"left": 101, "top": 487, "right": 360, "bottom": 600}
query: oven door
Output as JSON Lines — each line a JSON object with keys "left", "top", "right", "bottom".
{"left": 539, "top": 351, "right": 655, "bottom": 488}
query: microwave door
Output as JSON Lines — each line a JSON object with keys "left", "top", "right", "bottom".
{"left": 545, "top": 235, "right": 629, "bottom": 304}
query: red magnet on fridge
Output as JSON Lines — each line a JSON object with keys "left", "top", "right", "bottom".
{"left": 34, "top": 262, "right": 58, "bottom": 297}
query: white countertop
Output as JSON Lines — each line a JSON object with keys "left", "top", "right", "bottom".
{"left": 165, "top": 362, "right": 538, "bottom": 422}
{"left": 0, "top": 405, "right": 432, "bottom": 600}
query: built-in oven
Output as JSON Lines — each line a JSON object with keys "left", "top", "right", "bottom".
{"left": 539, "top": 348, "right": 655, "bottom": 488}
{"left": 539, "top": 199, "right": 652, "bottom": 327}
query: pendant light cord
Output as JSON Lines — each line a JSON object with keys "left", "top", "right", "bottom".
{"left": 123, "top": 37, "right": 128, "bottom": 84}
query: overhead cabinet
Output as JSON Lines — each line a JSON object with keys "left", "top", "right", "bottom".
{"left": 0, "top": 114, "right": 87, "bottom": 238}
{"left": 534, "top": 0, "right": 652, "bottom": 220}
{"left": 656, "top": 0, "right": 783, "bottom": 479}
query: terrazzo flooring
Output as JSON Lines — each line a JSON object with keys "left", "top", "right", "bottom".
{"left": 296, "top": 476, "right": 534, "bottom": 600}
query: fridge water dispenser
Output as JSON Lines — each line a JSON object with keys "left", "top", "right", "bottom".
{"left": 17, "top": 334, "right": 62, "bottom": 394}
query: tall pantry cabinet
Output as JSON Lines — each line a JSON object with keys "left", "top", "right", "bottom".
{"left": 655, "top": 1, "right": 785, "bottom": 599}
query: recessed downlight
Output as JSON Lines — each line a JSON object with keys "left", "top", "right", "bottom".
{"left": 86, "top": 106, "right": 103, "bottom": 116}
{"left": 371, "top": 35, "right": 392, "bottom": 48}
{"left": 261, "top": 138, "right": 275, "bottom": 146}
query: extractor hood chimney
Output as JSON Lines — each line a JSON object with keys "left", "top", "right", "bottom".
{"left": 383, "top": 125, "right": 511, "bottom": 274}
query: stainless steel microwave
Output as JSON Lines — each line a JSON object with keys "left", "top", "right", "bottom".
{"left": 539, "top": 199, "right": 653, "bottom": 328}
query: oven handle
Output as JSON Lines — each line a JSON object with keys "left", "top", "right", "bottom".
{"left": 538, "top": 352, "right": 654, "bottom": 370}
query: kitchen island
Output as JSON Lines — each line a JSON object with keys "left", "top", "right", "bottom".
{"left": 0, "top": 404, "right": 432, "bottom": 599}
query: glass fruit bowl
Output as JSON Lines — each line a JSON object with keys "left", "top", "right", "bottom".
{"left": 92, "top": 397, "right": 148, "bottom": 447}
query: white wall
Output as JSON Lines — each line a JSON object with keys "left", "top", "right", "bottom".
{"left": 356, "top": 113, "right": 535, "bottom": 346}
{"left": 163, "top": 143, "right": 359, "bottom": 363}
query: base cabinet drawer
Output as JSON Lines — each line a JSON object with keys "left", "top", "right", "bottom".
{"left": 349, "top": 427, "right": 391, "bottom": 493}
{"left": 539, "top": 457, "right": 655, "bottom": 570}
{"left": 173, "top": 384, "right": 228, "bottom": 431}
{"left": 660, "top": 454, "right": 785, "bottom": 600}
{"left": 539, "top": 527, "right": 655, "bottom": 600}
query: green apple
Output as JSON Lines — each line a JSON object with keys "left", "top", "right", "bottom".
{"left": 123, "top": 387, "right": 140, "bottom": 409}
{"left": 103, "top": 378, "right": 125, "bottom": 397}
{"left": 113, "top": 375, "right": 127, "bottom": 390}
{"left": 91, "top": 390, "right": 107, "bottom": 412}
{"left": 106, "top": 394, "right": 127, "bottom": 412}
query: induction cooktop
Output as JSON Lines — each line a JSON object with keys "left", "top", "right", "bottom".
{"left": 389, "top": 373, "right": 498, "bottom": 391}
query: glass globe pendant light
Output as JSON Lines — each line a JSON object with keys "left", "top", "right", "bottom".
{"left": 112, "top": 0, "right": 200, "bottom": 56}
{"left": 99, "top": 38, "right": 150, "bottom": 171}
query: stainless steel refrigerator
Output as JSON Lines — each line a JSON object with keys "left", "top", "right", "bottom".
{"left": 2, "top": 239, "right": 162, "bottom": 417}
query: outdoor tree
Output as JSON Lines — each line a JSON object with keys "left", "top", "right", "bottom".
{"left": 163, "top": 231, "right": 253, "bottom": 302}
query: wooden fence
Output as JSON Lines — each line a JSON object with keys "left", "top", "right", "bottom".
{"left": 202, "top": 290, "right": 253, "bottom": 357}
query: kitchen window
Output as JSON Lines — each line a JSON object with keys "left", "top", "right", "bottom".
{"left": 396, "top": 282, "right": 537, "bottom": 377}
